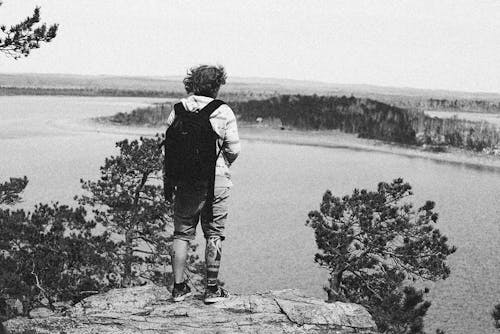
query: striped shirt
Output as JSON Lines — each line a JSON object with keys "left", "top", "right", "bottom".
{"left": 165, "top": 95, "right": 241, "bottom": 187}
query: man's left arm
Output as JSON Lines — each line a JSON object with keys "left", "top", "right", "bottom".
{"left": 220, "top": 106, "right": 240, "bottom": 165}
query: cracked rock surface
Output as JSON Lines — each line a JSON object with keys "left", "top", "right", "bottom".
{"left": 4, "top": 285, "right": 377, "bottom": 333}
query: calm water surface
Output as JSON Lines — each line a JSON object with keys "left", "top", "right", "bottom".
{"left": 1, "top": 96, "right": 499, "bottom": 334}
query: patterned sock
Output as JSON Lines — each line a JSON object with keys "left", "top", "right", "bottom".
{"left": 206, "top": 236, "right": 222, "bottom": 289}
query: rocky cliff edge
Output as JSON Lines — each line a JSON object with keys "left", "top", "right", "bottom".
{"left": 4, "top": 285, "right": 377, "bottom": 333}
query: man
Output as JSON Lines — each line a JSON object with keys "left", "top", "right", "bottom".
{"left": 165, "top": 65, "right": 240, "bottom": 303}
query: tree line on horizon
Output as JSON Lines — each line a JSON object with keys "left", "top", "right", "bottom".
{"left": 390, "top": 97, "right": 500, "bottom": 114}
{"left": 0, "top": 87, "right": 184, "bottom": 98}
{"left": 0, "top": 86, "right": 275, "bottom": 103}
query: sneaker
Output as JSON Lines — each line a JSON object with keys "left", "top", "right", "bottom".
{"left": 172, "top": 282, "right": 192, "bottom": 302}
{"left": 204, "top": 286, "right": 230, "bottom": 304}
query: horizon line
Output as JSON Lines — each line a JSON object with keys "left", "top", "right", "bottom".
{"left": 1, "top": 71, "right": 499, "bottom": 97}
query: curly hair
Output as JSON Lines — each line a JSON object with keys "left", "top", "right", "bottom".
{"left": 183, "top": 65, "right": 227, "bottom": 98}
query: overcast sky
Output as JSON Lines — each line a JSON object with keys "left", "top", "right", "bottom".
{"left": 0, "top": 0, "right": 499, "bottom": 93}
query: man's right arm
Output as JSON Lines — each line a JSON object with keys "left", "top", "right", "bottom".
{"left": 163, "top": 106, "right": 176, "bottom": 202}
{"left": 165, "top": 106, "right": 175, "bottom": 129}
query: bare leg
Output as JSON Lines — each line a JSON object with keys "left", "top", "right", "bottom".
{"left": 172, "top": 239, "right": 189, "bottom": 284}
{"left": 205, "top": 236, "right": 222, "bottom": 289}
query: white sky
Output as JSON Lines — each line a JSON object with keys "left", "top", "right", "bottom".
{"left": 0, "top": 0, "right": 499, "bottom": 93}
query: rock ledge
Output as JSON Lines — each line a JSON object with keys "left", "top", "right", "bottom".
{"left": 5, "top": 285, "right": 377, "bottom": 333}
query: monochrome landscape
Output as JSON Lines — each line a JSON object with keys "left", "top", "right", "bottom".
{"left": 1, "top": 1, "right": 500, "bottom": 333}
{"left": 1, "top": 73, "right": 500, "bottom": 333}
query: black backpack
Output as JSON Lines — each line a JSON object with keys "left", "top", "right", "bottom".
{"left": 162, "top": 99, "right": 225, "bottom": 188}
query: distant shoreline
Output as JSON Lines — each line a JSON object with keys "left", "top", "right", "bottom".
{"left": 3, "top": 91, "right": 500, "bottom": 171}
{"left": 0, "top": 86, "right": 182, "bottom": 98}
{"left": 237, "top": 125, "right": 500, "bottom": 172}
{"left": 86, "top": 117, "right": 500, "bottom": 172}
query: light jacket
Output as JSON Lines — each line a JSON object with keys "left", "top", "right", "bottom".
{"left": 165, "top": 95, "right": 241, "bottom": 187}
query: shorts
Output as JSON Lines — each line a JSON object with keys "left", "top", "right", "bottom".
{"left": 173, "top": 182, "right": 230, "bottom": 241}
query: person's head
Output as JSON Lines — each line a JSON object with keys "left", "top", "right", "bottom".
{"left": 183, "top": 65, "right": 227, "bottom": 98}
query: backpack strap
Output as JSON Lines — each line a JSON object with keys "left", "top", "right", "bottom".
{"left": 159, "top": 103, "right": 186, "bottom": 149}
{"left": 199, "top": 99, "right": 225, "bottom": 118}
{"left": 173, "top": 102, "right": 187, "bottom": 114}
{"left": 200, "top": 99, "right": 225, "bottom": 221}
{"left": 200, "top": 99, "right": 225, "bottom": 150}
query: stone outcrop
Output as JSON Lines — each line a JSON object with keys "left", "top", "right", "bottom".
{"left": 4, "top": 285, "right": 377, "bottom": 333}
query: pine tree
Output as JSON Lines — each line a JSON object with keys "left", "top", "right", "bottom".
{"left": 0, "top": 2, "right": 58, "bottom": 59}
{"left": 492, "top": 303, "right": 500, "bottom": 330}
{"left": 0, "top": 177, "right": 28, "bottom": 205}
{"left": 77, "top": 136, "right": 199, "bottom": 286}
{"left": 307, "top": 178, "right": 456, "bottom": 333}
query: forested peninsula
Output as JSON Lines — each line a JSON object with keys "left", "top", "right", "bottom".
{"left": 101, "top": 94, "right": 500, "bottom": 155}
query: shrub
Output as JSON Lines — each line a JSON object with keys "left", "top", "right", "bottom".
{"left": 0, "top": 136, "right": 202, "bottom": 319}
{"left": 0, "top": 178, "right": 117, "bottom": 317}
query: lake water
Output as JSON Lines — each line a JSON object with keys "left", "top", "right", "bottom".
{"left": 1, "top": 96, "right": 499, "bottom": 334}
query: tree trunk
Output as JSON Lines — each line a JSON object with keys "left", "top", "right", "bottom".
{"left": 123, "top": 172, "right": 149, "bottom": 287}
{"left": 123, "top": 230, "right": 133, "bottom": 287}
{"left": 327, "top": 271, "right": 343, "bottom": 302}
